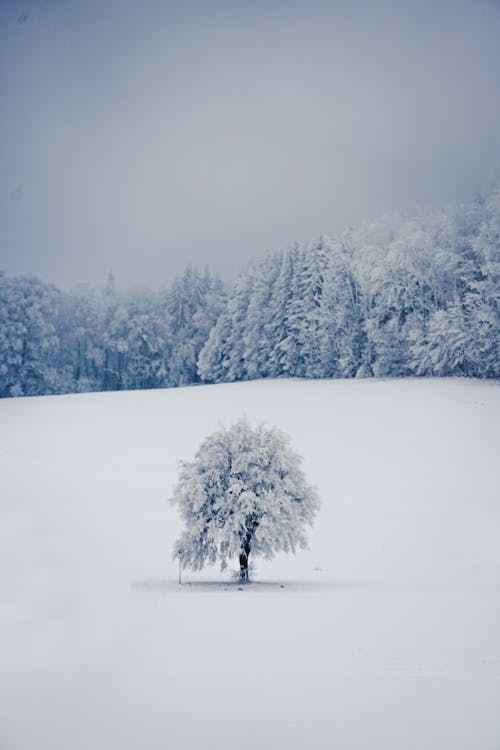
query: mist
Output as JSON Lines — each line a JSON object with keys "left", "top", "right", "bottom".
{"left": 1, "top": 0, "right": 499, "bottom": 289}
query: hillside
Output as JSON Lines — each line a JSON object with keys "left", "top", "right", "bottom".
{"left": 1, "top": 378, "right": 499, "bottom": 749}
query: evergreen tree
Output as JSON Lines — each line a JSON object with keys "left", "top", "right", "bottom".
{"left": 242, "top": 252, "right": 282, "bottom": 379}
{"left": 287, "top": 238, "right": 330, "bottom": 378}
{"left": 319, "top": 238, "right": 365, "bottom": 377}
{"left": 269, "top": 243, "right": 305, "bottom": 376}
{"left": 166, "top": 267, "right": 226, "bottom": 386}
{"left": 197, "top": 272, "right": 251, "bottom": 383}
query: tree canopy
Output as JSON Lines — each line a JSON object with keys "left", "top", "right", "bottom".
{"left": 171, "top": 419, "right": 320, "bottom": 582}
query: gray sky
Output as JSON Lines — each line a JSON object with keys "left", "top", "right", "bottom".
{"left": 1, "top": 0, "right": 499, "bottom": 289}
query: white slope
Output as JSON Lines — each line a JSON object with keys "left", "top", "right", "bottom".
{"left": 0, "top": 378, "right": 499, "bottom": 750}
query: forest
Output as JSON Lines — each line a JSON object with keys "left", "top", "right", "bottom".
{"left": 1, "top": 187, "right": 498, "bottom": 398}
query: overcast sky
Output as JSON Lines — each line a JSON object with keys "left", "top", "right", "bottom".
{"left": 1, "top": 0, "right": 499, "bottom": 289}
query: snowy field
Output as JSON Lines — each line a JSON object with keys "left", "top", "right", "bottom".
{"left": 1, "top": 378, "right": 499, "bottom": 750}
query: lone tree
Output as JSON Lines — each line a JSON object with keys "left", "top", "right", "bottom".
{"left": 171, "top": 418, "right": 320, "bottom": 583}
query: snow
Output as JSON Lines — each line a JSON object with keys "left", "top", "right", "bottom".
{"left": 1, "top": 377, "right": 499, "bottom": 749}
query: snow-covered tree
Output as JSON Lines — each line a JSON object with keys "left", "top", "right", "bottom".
{"left": 270, "top": 243, "right": 305, "bottom": 377}
{"left": 318, "top": 237, "right": 365, "bottom": 377}
{"left": 171, "top": 419, "right": 320, "bottom": 582}
{"left": 286, "top": 237, "right": 331, "bottom": 378}
{"left": 242, "top": 252, "right": 282, "bottom": 379}
{"left": 166, "top": 267, "right": 227, "bottom": 386}
{"left": 197, "top": 271, "right": 253, "bottom": 383}
{"left": 0, "top": 274, "right": 61, "bottom": 397}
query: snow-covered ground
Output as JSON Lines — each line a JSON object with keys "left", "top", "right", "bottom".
{"left": 1, "top": 378, "right": 499, "bottom": 750}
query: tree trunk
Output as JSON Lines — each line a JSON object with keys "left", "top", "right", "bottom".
{"left": 239, "top": 533, "right": 251, "bottom": 583}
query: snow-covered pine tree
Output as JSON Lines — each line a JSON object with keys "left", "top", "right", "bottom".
{"left": 171, "top": 419, "right": 320, "bottom": 583}
{"left": 319, "top": 238, "right": 365, "bottom": 377}
{"left": 242, "top": 252, "right": 282, "bottom": 379}
{"left": 295, "top": 237, "right": 333, "bottom": 378}
{"left": 164, "top": 267, "right": 226, "bottom": 386}
{"left": 197, "top": 307, "right": 234, "bottom": 383}
{"left": 197, "top": 272, "right": 252, "bottom": 383}
{"left": 269, "top": 243, "right": 305, "bottom": 376}
{"left": 221, "top": 272, "right": 254, "bottom": 382}
{"left": 265, "top": 247, "right": 297, "bottom": 377}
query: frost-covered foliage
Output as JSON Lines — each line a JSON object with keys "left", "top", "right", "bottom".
{"left": 0, "top": 267, "right": 226, "bottom": 397}
{"left": 0, "top": 274, "right": 62, "bottom": 397}
{"left": 0, "top": 187, "right": 498, "bottom": 398}
{"left": 171, "top": 419, "right": 320, "bottom": 582}
{"left": 199, "top": 188, "right": 499, "bottom": 382}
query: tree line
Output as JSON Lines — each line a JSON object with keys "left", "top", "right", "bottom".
{"left": 1, "top": 188, "right": 498, "bottom": 397}
{"left": 0, "top": 267, "right": 226, "bottom": 397}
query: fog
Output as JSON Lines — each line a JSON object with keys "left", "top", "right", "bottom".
{"left": 1, "top": 0, "right": 499, "bottom": 289}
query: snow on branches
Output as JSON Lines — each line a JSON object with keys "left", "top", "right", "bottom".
{"left": 171, "top": 419, "right": 320, "bottom": 582}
